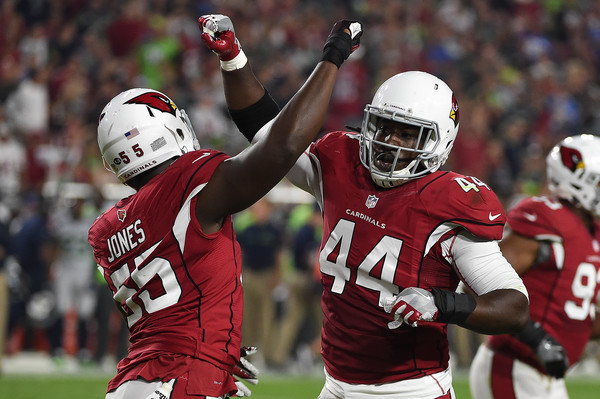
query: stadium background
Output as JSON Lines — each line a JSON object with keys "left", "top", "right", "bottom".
{"left": 1, "top": 0, "right": 600, "bottom": 397}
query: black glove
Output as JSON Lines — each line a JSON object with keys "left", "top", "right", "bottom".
{"left": 517, "top": 320, "right": 569, "bottom": 378}
{"left": 321, "top": 20, "right": 362, "bottom": 69}
{"left": 536, "top": 334, "right": 570, "bottom": 378}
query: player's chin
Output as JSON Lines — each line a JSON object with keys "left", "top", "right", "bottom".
{"left": 374, "top": 159, "right": 411, "bottom": 173}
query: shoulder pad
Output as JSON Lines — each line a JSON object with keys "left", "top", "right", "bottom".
{"left": 419, "top": 172, "right": 506, "bottom": 240}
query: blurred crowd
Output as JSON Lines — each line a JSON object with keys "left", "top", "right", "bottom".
{"left": 1, "top": 0, "right": 600, "bottom": 373}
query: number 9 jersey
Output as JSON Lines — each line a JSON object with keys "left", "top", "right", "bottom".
{"left": 487, "top": 195, "right": 600, "bottom": 371}
{"left": 88, "top": 150, "right": 241, "bottom": 398}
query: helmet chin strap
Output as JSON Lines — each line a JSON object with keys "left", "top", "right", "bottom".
{"left": 371, "top": 175, "right": 411, "bottom": 188}
{"left": 180, "top": 109, "right": 201, "bottom": 150}
{"left": 102, "top": 157, "right": 115, "bottom": 175}
{"left": 371, "top": 156, "right": 420, "bottom": 188}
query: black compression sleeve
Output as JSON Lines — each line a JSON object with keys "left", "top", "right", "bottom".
{"left": 228, "top": 90, "right": 280, "bottom": 142}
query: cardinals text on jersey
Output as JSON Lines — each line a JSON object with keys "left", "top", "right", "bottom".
{"left": 310, "top": 132, "right": 506, "bottom": 384}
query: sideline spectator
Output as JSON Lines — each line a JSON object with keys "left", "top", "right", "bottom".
{"left": 236, "top": 197, "right": 285, "bottom": 369}
{"left": 8, "top": 193, "right": 57, "bottom": 353}
{"left": 48, "top": 186, "right": 99, "bottom": 366}
{"left": 0, "top": 106, "right": 25, "bottom": 206}
{"left": 272, "top": 202, "right": 324, "bottom": 371}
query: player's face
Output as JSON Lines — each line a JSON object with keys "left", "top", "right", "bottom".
{"left": 372, "top": 119, "right": 424, "bottom": 172}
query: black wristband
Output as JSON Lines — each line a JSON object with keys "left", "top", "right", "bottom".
{"left": 515, "top": 319, "right": 546, "bottom": 349}
{"left": 228, "top": 90, "right": 280, "bottom": 142}
{"left": 321, "top": 32, "right": 352, "bottom": 69}
{"left": 431, "top": 288, "right": 476, "bottom": 325}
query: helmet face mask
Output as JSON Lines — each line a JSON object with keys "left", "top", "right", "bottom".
{"left": 361, "top": 107, "right": 440, "bottom": 182}
{"left": 97, "top": 88, "right": 200, "bottom": 183}
{"left": 546, "top": 134, "right": 600, "bottom": 218}
{"left": 359, "top": 71, "right": 459, "bottom": 188}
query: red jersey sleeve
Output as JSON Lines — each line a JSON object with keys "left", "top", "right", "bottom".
{"left": 506, "top": 196, "right": 562, "bottom": 241}
{"left": 418, "top": 172, "right": 507, "bottom": 241}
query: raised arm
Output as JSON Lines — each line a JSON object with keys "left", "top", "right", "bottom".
{"left": 194, "top": 17, "right": 362, "bottom": 233}
{"left": 198, "top": 15, "right": 279, "bottom": 140}
{"left": 199, "top": 15, "right": 321, "bottom": 201}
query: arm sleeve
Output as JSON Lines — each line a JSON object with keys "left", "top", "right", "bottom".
{"left": 228, "top": 90, "right": 280, "bottom": 142}
{"left": 285, "top": 150, "right": 323, "bottom": 207}
{"left": 442, "top": 233, "right": 529, "bottom": 299}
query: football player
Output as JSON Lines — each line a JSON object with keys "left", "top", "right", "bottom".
{"left": 88, "top": 15, "right": 362, "bottom": 399}
{"left": 211, "top": 19, "right": 530, "bottom": 398}
{"left": 469, "top": 134, "right": 600, "bottom": 399}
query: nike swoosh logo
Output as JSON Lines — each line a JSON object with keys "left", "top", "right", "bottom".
{"left": 489, "top": 212, "right": 501, "bottom": 221}
{"left": 523, "top": 212, "right": 537, "bottom": 222}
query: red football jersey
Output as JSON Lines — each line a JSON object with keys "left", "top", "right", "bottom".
{"left": 88, "top": 150, "right": 242, "bottom": 396}
{"left": 312, "top": 132, "right": 507, "bottom": 384}
{"left": 487, "top": 195, "right": 600, "bottom": 370}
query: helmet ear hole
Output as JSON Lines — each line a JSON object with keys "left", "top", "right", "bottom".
{"left": 176, "top": 128, "right": 185, "bottom": 140}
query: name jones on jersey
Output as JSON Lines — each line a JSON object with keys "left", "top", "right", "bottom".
{"left": 107, "top": 219, "right": 146, "bottom": 263}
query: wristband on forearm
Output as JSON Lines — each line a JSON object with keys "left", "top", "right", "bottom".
{"left": 228, "top": 90, "right": 280, "bottom": 142}
{"left": 220, "top": 50, "right": 248, "bottom": 71}
{"left": 431, "top": 288, "right": 476, "bottom": 324}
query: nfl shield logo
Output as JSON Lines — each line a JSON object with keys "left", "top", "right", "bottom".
{"left": 117, "top": 209, "right": 127, "bottom": 222}
{"left": 365, "top": 195, "right": 379, "bottom": 209}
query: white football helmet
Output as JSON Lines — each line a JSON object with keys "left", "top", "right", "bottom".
{"left": 546, "top": 134, "right": 600, "bottom": 217}
{"left": 359, "top": 71, "right": 460, "bottom": 188}
{"left": 97, "top": 88, "right": 200, "bottom": 183}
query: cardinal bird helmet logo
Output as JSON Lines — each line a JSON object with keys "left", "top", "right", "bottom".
{"left": 559, "top": 146, "right": 584, "bottom": 172}
{"left": 449, "top": 94, "right": 459, "bottom": 128}
{"left": 125, "top": 92, "right": 177, "bottom": 117}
